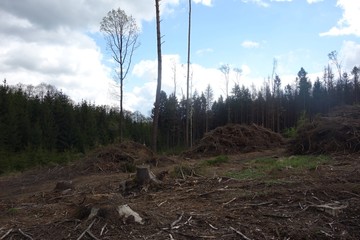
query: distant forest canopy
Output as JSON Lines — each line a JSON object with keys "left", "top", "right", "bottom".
{"left": 0, "top": 64, "right": 359, "bottom": 168}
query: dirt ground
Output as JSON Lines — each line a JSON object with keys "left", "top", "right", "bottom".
{"left": 1, "top": 146, "right": 360, "bottom": 240}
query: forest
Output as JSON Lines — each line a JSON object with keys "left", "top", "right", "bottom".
{"left": 0, "top": 64, "right": 359, "bottom": 173}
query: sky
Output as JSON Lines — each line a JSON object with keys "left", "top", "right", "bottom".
{"left": 1, "top": 0, "right": 360, "bottom": 116}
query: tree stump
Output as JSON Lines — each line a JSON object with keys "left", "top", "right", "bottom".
{"left": 135, "top": 165, "right": 161, "bottom": 185}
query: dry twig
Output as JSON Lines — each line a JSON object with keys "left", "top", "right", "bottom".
{"left": 1, "top": 229, "right": 12, "bottom": 240}
{"left": 230, "top": 226, "right": 252, "bottom": 240}
{"left": 18, "top": 229, "right": 33, "bottom": 240}
{"left": 77, "top": 219, "right": 99, "bottom": 240}
{"left": 223, "top": 197, "right": 236, "bottom": 207}
{"left": 170, "top": 212, "right": 184, "bottom": 229}
{"left": 100, "top": 223, "right": 107, "bottom": 236}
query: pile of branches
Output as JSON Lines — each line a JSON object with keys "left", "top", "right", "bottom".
{"left": 79, "top": 141, "right": 155, "bottom": 173}
{"left": 183, "top": 124, "right": 284, "bottom": 158}
{"left": 289, "top": 105, "right": 360, "bottom": 154}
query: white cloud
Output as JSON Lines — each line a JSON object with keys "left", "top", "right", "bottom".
{"left": 132, "top": 54, "right": 224, "bottom": 113}
{"left": 340, "top": 41, "right": 360, "bottom": 71}
{"left": 241, "top": 40, "right": 260, "bottom": 48}
{"left": 0, "top": 0, "right": 185, "bottom": 112}
{"left": 0, "top": 33, "right": 114, "bottom": 106}
{"left": 306, "top": 0, "right": 323, "bottom": 4}
{"left": 242, "top": 0, "right": 269, "bottom": 8}
{"left": 193, "top": 0, "right": 213, "bottom": 7}
{"left": 271, "top": 0, "right": 292, "bottom": 2}
{"left": 131, "top": 56, "right": 276, "bottom": 114}
{"left": 320, "top": 0, "right": 360, "bottom": 37}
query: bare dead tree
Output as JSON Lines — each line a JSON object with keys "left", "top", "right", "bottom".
{"left": 185, "top": 0, "right": 192, "bottom": 148}
{"left": 233, "top": 67, "right": 242, "bottom": 86}
{"left": 219, "top": 64, "right": 230, "bottom": 123}
{"left": 205, "top": 84, "right": 214, "bottom": 132}
{"left": 328, "top": 50, "right": 342, "bottom": 82}
{"left": 152, "top": 0, "right": 162, "bottom": 152}
{"left": 100, "top": 8, "right": 139, "bottom": 141}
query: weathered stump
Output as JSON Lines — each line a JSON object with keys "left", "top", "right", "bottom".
{"left": 135, "top": 165, "right": 161, "bottom": 185}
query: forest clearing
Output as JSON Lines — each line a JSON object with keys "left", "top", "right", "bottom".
{"left": 1, "top": 2, "right": 360, "bottom": 239}
{"left": 1, "top": 106, "right": 360, "bottom": 240}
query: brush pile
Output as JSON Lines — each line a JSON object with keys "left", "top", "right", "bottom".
{"left": 79, "top": 141, "right": 155, "bottom": 173}
{"left": 183, "top": 124, "right": 284, "bottom": 158}
{"left": 289, "top": 105, "right": 360, "bottom": 154}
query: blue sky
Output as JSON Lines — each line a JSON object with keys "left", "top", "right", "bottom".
{"left": 1, "top": 0, "right": 359, "bottom": 115}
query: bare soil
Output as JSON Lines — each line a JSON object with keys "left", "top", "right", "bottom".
{"left": 1, "top": 146, "right": 360, "bottom": 240}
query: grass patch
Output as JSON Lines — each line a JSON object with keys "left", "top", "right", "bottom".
{"left": 226, "top": 155, "right": 329, "bottom": 180}
{"left": 0, "top": 148, "right": 83, "bottom": 175}
{"left": 204, "top": 155, "right": 229, "bottom": 166}
{"left": 227, "top": 168, "right": 266, "bottom": 180}
{"left": 6, "top": 207, "right": 19, "bottom": 216}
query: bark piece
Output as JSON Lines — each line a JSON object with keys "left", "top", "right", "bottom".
{"left": 117, "top": 204, "right": 144, "bottom": 225}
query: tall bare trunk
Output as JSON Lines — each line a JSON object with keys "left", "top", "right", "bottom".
{"left": 152, "top": 0, "right": 162, "bottom": 152}
{"left": 186, "top": 0, "right": 192, "bottom": 147}
{"left": 120, "top": 63, "right": 123, "bottom": 141}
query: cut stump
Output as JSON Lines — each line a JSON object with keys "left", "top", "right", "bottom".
{"left": 135, "top": 165, "right": 161, "bottom": 185}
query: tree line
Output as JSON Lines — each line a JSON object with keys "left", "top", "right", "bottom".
{"left": 156, "top": 64, "right": 360, "bottom": 148}
{"left": 0, "top": 81, "right": 150, "bottom": 172}
{"left": 1, "top": 63, "right": 359, "bottom": 172}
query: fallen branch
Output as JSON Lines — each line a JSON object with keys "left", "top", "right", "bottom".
{"left": 230, "top": 226, "right": 252, "bottom": 240}
{"left": 100, "top": 223, "right": 107, "bottom": 236}
{"left": 77, "top": 219, "right": 98, "bottom": 240}
{"left": 223, "top": 197, "right": 236, "bottom": 207}
{"left": 157, "top": 200, "right": 167, "bottom": 207}
{"left": 340, "top": 191, "right": 360, "bottom": 198}
{"left": 1, "top": 229, "right": 12, "bottom": 240}
{"left": 86, "top": 230, "right": 100, "bottom": 240}
{"left": 208, "top": 223, "right": 218, "bottom": 230}
{"left": 171, "top": 212, "right": 184, "bottom": 229}
{"left": 320, "top": 230, "right": 333, "bottom": 238}
{"left": 18, "top": 229, "right": 33, "bottom": 240}
{"left": 244, "top": 201, "right": 272, "bottom": 206}
{"left": 184, "top": 216, "right": 192, "bottom": 225}
{"left": 310, "top": 202, "right": 348, "bottom": 217}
